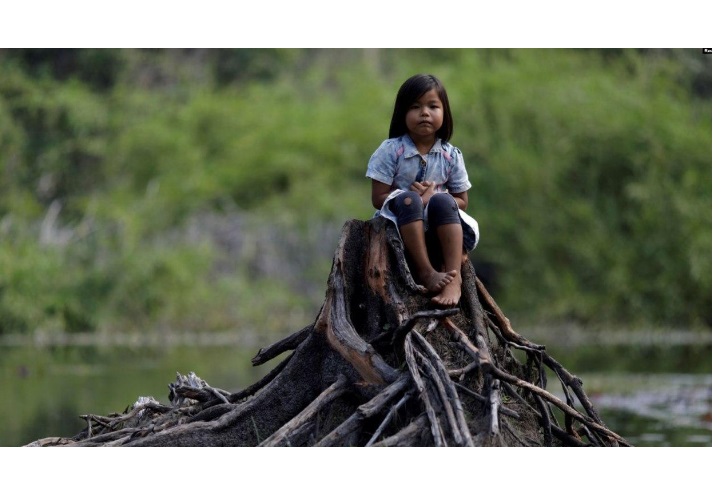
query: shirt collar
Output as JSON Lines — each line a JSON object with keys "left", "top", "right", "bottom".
{"left": 402, "top": 134, "right": 444, "bottom": 158}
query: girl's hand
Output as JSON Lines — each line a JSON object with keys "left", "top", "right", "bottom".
{"left": 410, "top": 181, "right": 433, "bottom": 195}
{"left": 411, "top": 181, "right": 435, "bottom": 205}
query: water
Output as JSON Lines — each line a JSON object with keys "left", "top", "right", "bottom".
{"left": 0, "top": 336, "right": 275, "bottom": 447}
{"left": 0, "top": 330, "right": 712, "bottom": 447}
{"left": 592, "top": 374, "right": 712, "bottom": 446}
{"left": 538, "top": 329, "right": 712, "bottom": 447}
{"left": 570, "top": 373, "right": 712, "bottom": 446}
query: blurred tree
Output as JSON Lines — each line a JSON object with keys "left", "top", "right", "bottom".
{"left": 0, "top": 48, "right": 711, "bottom": 335}
{"left": 2, "top": 48, "right": 124, "bottom": 91}
{"left": 211, "top": 48, "right": 298, "bottom": 86}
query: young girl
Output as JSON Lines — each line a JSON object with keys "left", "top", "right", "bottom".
{"left": 366, "top": 74, "right": 479, "bottom": 307}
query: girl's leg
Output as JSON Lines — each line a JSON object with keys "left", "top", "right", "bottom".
{"left": 427, "top": 193, "right": 464, "bottom": 306}
{"left": 432, "top": 223, "right": 463, "bottom": 306}
{"left": 391, "top": 191, "right": 456, "bottom": 293}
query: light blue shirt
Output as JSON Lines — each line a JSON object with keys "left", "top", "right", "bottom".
{"left": 365, "top": 134, "right": 479, "bottom": 251}
{"left": 366, "top": 134, "right": 472, "bottom": 194}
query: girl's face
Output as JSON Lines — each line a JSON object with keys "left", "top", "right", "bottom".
{"left": 405, "top": 88, "right": 444, "bottom": 145}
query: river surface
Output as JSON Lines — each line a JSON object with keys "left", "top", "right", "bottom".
{"left": 0, "top": 328, "right": 712, "bottom": 447}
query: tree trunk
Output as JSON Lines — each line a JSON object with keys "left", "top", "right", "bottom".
{"left": 26, "top": 218, "right": 629, "bottom": 447}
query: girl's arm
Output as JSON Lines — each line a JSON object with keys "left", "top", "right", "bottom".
{"left": 372, "top": 179, "right": 393, "bottom": 209}
{"left": 445, "top": 147, "right": 472, "bottom": 209}
{"left": 451, "top": 191, "right": 468, "bottom": 211}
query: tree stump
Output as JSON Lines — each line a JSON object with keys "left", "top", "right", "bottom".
{"left": 26, "top": 218, "right": 629, "bottom": 447}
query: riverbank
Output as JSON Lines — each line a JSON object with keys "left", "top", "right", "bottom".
{"left": 0, "top": 324, "right": 713, "bottom": 349}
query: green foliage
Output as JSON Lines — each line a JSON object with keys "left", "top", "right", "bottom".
{"left": 435, "top": 49, "right": 711, "bottom": 327}
{"left": 0, "top": 49, "right": 711, "bottom": 337}
{"left": 0, "top": 62, "right": 111, "bottom": 221}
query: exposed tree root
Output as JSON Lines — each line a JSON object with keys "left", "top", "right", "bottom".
{"left": 25, "top": 218, "right": 630, "bottom": 447}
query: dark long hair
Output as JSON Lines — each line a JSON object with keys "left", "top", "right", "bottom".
{"left": 388, "top": 74, "right": 453, "bottom": 141}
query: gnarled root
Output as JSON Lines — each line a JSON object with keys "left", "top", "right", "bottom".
{"left": 26, "top": 218, "right": 629, "bottom": 447}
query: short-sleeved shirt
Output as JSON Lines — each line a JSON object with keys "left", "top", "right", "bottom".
{"left": 365, "top": 134, "right": 479, "bottom": 251}
{"left": 366, "top": 134, "right": 472, "bottom": 194}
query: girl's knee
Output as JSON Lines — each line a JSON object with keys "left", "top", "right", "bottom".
{"left": 391, "top": 190, "right": 423, "bottom": 226}
{"left": 428, "top": 193, "right": 460, "bottom": 227}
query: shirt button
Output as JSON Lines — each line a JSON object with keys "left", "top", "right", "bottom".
{"left": 420, "top": 159, "right": 426, "bottom": 166}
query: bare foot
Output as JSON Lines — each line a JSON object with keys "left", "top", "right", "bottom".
{"left": 431, "top": 273, "right": 462, "bottom": 308}
{"left": 419, "top": 269, "right": 457, "bottom": 293}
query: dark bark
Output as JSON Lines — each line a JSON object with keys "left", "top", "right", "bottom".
{"left": 25, "top": 218, "right": 630, "bottom": 447}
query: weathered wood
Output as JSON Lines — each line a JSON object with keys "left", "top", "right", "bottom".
{"left": 26, "top": 218, "right": 629, "bottom": 448}
{"left": 228, "top": 353, "right": 292, "bottom": 403}
{"left": 405, "top": 332, "right": 446, "bottom": 446}
{"left": 382, "top": 308, "right": 459, "bottom": 347}
{"left": 488, "top": 378, "right": 501, "bottom": 436}
{"left": 252, "top": 325, "right": 312, "bottom": 366}
{"left": 413, "top": 330, "right": 474, "bottom": 446}
{"left": 365, "top": 392, "right": 412, "bottom": 446}
{"left": 475, "top": 276, "right": 543, "bottom": 350}
{"left": 373, "top": 414, "right": 429, "bottom": 447}
{"left": 260, "top": 374, "right": 349, "bottom": 446}
{"left": 314, "top": 224, "right": 398, "bottom": 385}
{"left": 316, "top": 372, "right": 411, "bottom": 447}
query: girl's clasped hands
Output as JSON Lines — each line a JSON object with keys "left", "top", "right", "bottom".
{"left": 410, "top": 180, "right": 436, "bottom": 205}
